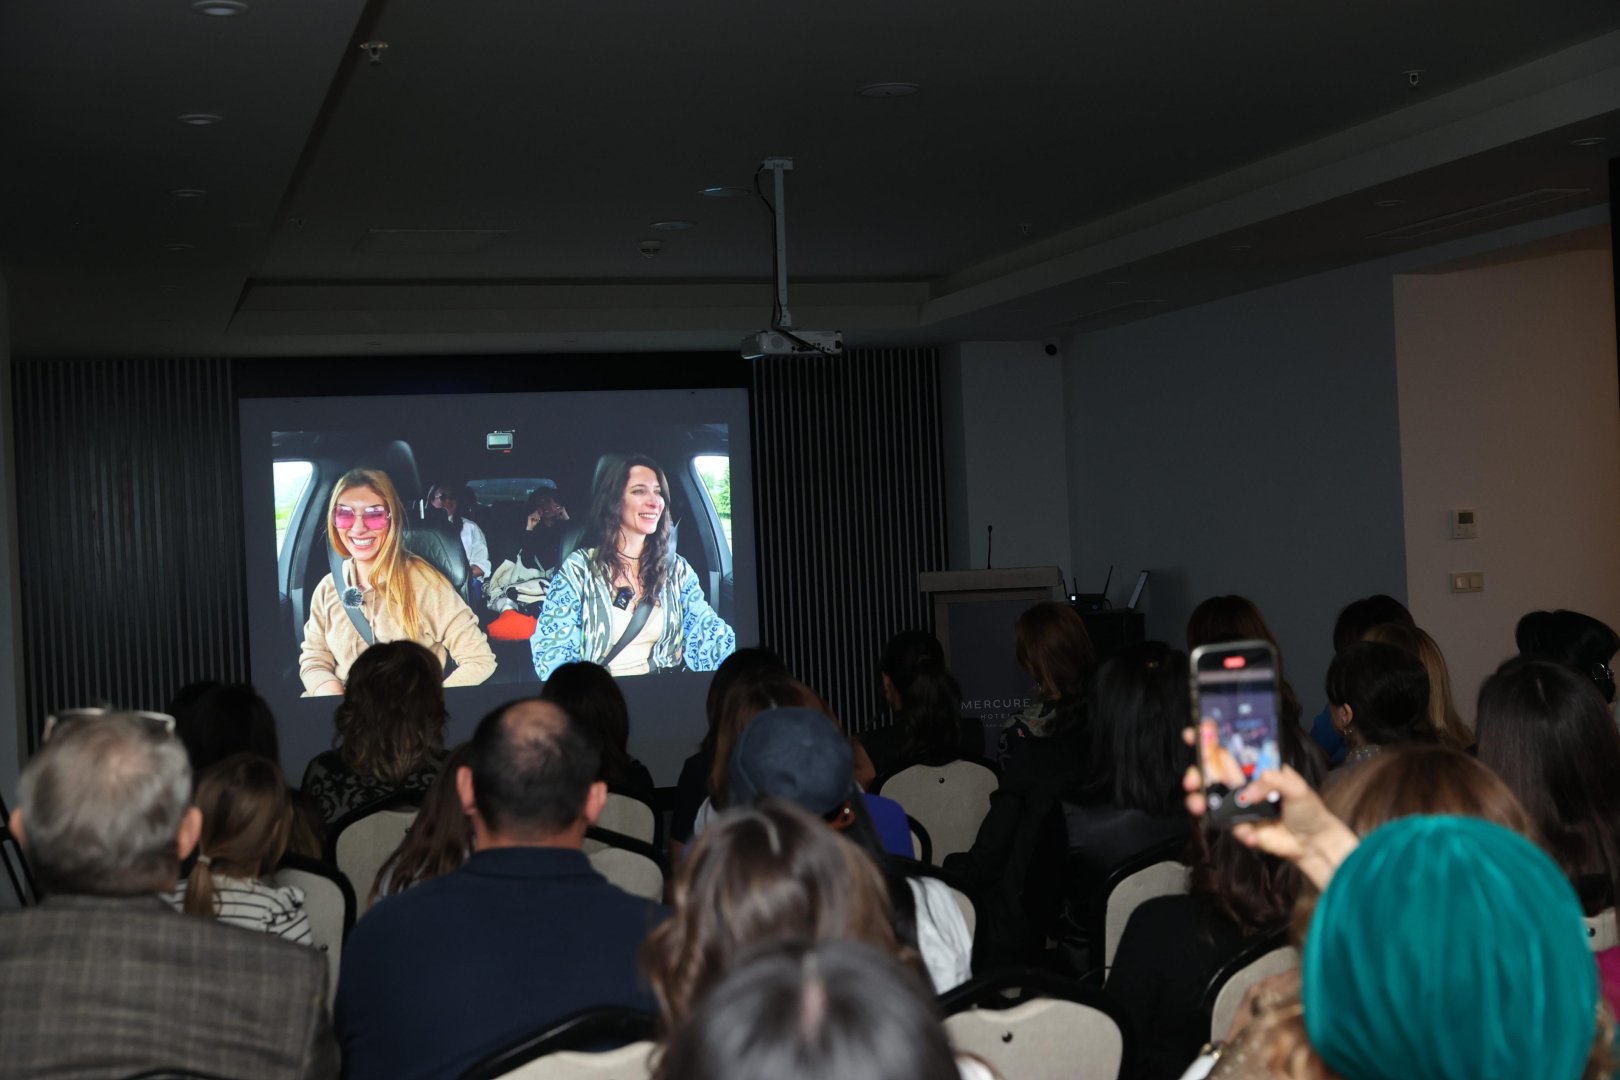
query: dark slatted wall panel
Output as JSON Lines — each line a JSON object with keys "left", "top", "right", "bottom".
{"left": 752, "top": 348, "right": 949, "bottom": 733}
{"left": 13, "top": 358, "right": 246, "bottom": 749}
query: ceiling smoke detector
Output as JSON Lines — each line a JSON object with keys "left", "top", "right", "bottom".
{"left": 650, "top": 220, "right": 695, "bottom": 230}
{"left": 170, "top": 188, "right": 208, "bottom": 199}
{"left": 175, "top": 113, "right": 222, "bottom": 126}
{"left": 191, "top": 0, "right": 248, "bottom": 14}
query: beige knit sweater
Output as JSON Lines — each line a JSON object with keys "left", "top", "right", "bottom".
{"left": 299, "top": 558, "right": 497, "bottom": 695}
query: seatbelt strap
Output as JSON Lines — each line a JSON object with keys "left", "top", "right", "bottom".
{"left": 600, "top": 597, "right": 654, "bottom": 668}
{"left": 329, "top": 542, "right": 375, "bottom": 646}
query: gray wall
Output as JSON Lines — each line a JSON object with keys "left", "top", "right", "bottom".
{"left": 0, "top": 273, "right": 17, "bottom": 808}
{"left": 940, "top": 342, "right": 1073, "bottom": 576}
{"left": 1062, "top": 266, "right": 1408, "bottom": 715}
{"left": 1061, "top": 205, "right": 1609, "bottom": 716}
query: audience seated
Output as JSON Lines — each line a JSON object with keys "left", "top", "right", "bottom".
{"left": 368, "top": 742, "right": 474, "bottom": 905}
{"left": 1476, "top": 657, "right": 1620, "bottom": 917}
{"left": 336, "top": 698, "right": 665, "bottom": 1080}
{"left": 642, "top": 799, "right": 910, "bottom": 1033}
{"left": 541, "top": 660, "right": 658, "bottom": 806}
{"left": 944, "top": 601, "right": 1096, "bottom": 971}
{"left": 691, "top": 668, "right": 912, "bottom": 856}
{"left": 165, "top": 752, "right": 313, "bottom": 945}
{"left": 1307, "top": 594, "right": 1414, "bottom": 765}
{"left": 1361, "top": 622, "right": 1474, "bottom": 751}
{"left": 301, "top": 640, "right": 449, "bottom": 825}
{"left": 169, "top": 680, "right": 281, "bottom": 776}
{"left": 0, "top": 713, "right": 335, "bottom": 1078}
{"left": 1108, "top": 720, "right": 1320, "bottom": 1080}
{"left": 670, "top": 646, "right": 789, "bottom": 853}
{"left": 1322, "top": 640, "right": 1436, "bottom": 768}
{"left": 857, "top": 630, "right": 986, "bottom": 787}
{"left": 1189, "top": 772, "right": 1608, "bottom": 1080}
{"left": 656, "top": 940, "right": 965, "bottom": 1080}
{"left": 169, "top": 678, "right": 326, "bottom": 857}
{"left": 1516, "top": 609, "right": 1620, "bottom": 704}
{"left": 723, "top": 708, "right": 973, "bottom": 991}
{"left": 1185, "top": 595, "right": 1305, "bottom": 733}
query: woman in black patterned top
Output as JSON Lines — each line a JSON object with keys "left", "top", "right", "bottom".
{"left": 301, "top": 640, "right": 448, "bottom": 825}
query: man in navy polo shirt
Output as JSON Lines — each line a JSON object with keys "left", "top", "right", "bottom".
{"left": 337, "top": 698, "right": 665, "bottom": 1080}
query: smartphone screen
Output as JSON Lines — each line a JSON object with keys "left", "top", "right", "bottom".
{"left": 1191, "top": 640, "right": 1282, "bottom": 824}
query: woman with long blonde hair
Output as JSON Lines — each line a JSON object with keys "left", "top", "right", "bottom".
{"left": 299, "top": 467, "right": 495, "bottom": 696}
{"left": 1362, "top": 621, "right": 1473, "bottom": 750}
{"left": 166, "top": 753, "right": 312, "bottom": 944}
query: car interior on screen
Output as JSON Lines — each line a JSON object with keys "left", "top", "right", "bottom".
{"left": 271, "top": 421, "right": 733, "bottom": 689}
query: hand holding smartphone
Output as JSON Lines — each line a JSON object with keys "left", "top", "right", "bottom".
{"left": 1190, "top": 640, "right": 1284, "bottom": 826}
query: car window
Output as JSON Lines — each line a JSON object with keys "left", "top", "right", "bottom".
{"left": 467, "top": 477, "right": 554, "bottom": 503}
{"left": 274, "top": 460, "right": 314, "bottom": 558}
{"left": 693, "top": 455, "right": 731, "bottom": 553}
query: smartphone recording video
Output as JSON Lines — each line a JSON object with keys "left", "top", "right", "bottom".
{"left": 1191, "top": 640, "right": 1283, "bottom": 826}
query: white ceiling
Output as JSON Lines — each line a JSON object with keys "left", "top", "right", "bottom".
{"left": 3, "top": 0, "right": 1619, "bottom": 358}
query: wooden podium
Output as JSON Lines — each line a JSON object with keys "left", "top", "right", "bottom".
{"left": 918, "top": 567, "right": 1064, "bottom": 751}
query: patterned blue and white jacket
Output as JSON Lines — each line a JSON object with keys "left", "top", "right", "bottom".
{"left": 530, "top": 548, "right": 735, "bottom": 681}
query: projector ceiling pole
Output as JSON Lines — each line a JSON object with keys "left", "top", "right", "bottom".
{"left": 763, "top": 156, "right": 794, "bottom": 329}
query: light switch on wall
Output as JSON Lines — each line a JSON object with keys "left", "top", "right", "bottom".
{"left": 1450, "top": 572, "right": 1484, "bottom": 593}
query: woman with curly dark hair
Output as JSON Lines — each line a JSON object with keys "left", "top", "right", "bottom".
{"left": 300, "top": 640, "right": 449, "bottom": 824}
{"left": 530, "top": 452, "right": 734, "bottom": 680}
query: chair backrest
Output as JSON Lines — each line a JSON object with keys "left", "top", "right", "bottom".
{"left": 584, "top": 827, "right": 666, "bottom": 903}
{"left": 587, "top": 848, "right": 664, "bottom": 903}
{"left": 945, "top": 998, "right": 1124, "bottom": 1080}
{"left": 330, "top": 796, "right": 421, "bottom": 914}
{"left": 1205, "top": 935, "right": 1298, "bottom": 1042}
{"left": 272, "top": 854, "right": 357, "bottom": 1002}
{"left": 404, "top": 523, "right": 472, "bottom": 603}
{"left": 939, "top": 966, "right": 1131, "bottom": 1080}
{"left": 879, "top": 761, "right": 999, "bottom": 865}
{"left": 908, "top": 815, "right": 933, "bottom": 864}
{"left": 492, "top": 1041, "right": 656, "bottom": 1080}
{"left": 1103, "top": 860, "right": 1188, "bottom": 969}
{"left": 460, "top": 1007, "right": 658, "bottom": 1080}
{"left": 1586, "top": 907, "right": 1618, "bottom": 951}
{"left": 592, "top": 793, "right": 657, "bottom": 847}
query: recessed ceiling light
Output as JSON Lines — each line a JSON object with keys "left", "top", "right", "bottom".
{"left": 1572, "top": 136, "right": 1608, "bottom": 148}
{"left": 1373, "top": 198, "right": 1406, "bottom": 208}
{"left": 700, "top": 186, "right": 750, "bottom": 198}
{"left": 170, "top": 188, "right": 208, "bottom": 199}
{"left": 162, "top": 242, "right": 195, "bottom": 251}
{"left": 176, "top": 113, "right": 222, "bottom": 126}
{"left": 650, "top": 220, "right": 696, "bottom": 230}
{"left": 858, "top": 82, "right": 920, "bottom": 98}
{"left": 191, "top": 0, "right": 248, "bottom": 14}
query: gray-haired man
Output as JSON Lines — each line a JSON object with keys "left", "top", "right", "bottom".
{"left": 0, "top": 713, "right": 337, "bottom": 1079}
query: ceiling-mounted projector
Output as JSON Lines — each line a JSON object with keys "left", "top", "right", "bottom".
{"left": 742, "top": 155, "right": 843, "bottom": 360}
{"left": 741, "top": 329, "right": 844, "bottom": 359}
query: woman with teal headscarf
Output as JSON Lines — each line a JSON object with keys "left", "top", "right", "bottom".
{"left": 1182, "top": 768, "right": 1611, "bottom": 1080}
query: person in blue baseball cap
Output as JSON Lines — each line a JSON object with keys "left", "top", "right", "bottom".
{"left": 727, "top": 707, "right": 975, "bottom": 992}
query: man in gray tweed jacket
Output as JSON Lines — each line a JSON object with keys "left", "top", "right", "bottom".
{"left": 0, "top": 712, "right": 337, "bottom": 1079}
